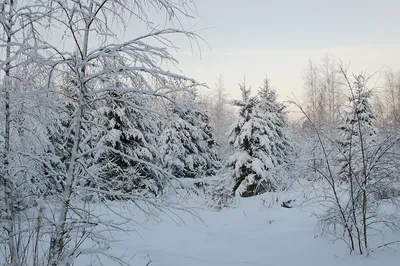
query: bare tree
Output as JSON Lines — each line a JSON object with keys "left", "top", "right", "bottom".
{"left": 294, "top": 64, "right": 400, "bottom": 256}
{"left": 382, "top": 70, "right": 400, "bottom": 128}
{"left": 302, "top": 55, "right": 345, "bottom": 127}
{"left": 207, "top": 75, "right": 235, "bottom": 152}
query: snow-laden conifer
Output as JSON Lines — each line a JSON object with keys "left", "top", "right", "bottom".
{"left": 228, "top": 78, "right": 292, "bottom": 197}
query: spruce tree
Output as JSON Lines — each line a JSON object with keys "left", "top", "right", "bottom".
{"left": 44, "top": 76, "right": 82, "bottom": 195}
{"left": 338, "top": 75, "right": 377, "bottom": 183}
{"left": 258, "top": 76, "right": 292, "bottom": 166}
{"left": 228, "top": 78, "right": 292, "bottom": 197}
{"left": 161, "top": 103, "right": 220, "bottom": 180}
{"left": 94, "top": 89, "right": 164, "bottom": 198}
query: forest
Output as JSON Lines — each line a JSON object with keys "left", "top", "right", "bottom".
{"left": 0, "top": 1, "right": 400, "bottom": 265}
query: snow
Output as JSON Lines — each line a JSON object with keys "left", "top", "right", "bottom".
{"left": 77, "top": 188, "right": 400, "bottom": 266}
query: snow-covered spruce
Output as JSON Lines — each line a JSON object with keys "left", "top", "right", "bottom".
{"left": 228, "top": 79, "right": 292, "bottom": 197}
{"left": 93, "top": 89, "right": 165, "bottom": 198}
{"left": 337, "top": 75, "right": 377, "bottom": 184}
{"left": 161, "top": 103, "right": 220, "bottom": 180}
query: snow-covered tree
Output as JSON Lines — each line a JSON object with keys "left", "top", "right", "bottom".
{"left": 228, "top": 78, "right": 292, "bottom": 197}
{"left": 258, "top": 76, "right": 293, "bottom": 167}
{"left": 94, "top": 88, "right": 164, "bottom": 198}
{"left": 335, "top": 74, "right": 378, "bottom": 254}
{"left": 161, "top": 102, "right": 220, "bottom": 180}
{"left": 36, "top": 1, "right": 206, "bottom": 264}
{"left": 209, "top": 75, "right": 236, "bottom": 149}
{"left": 0, "top": 1, "right": 55, "bottom": 264}
{"left": 338, "top": 75, "right": 377, "bottom": 183}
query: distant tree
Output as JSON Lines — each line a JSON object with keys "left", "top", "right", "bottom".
{"left": 302, "top": 55, "right": 344, "bottom": 126}
{"left": 320, "top": 54, "right": 343, "bottom": 124}
{"left": 372, "top": 93, "right": 387, "bottom": 129}
{"left": 207, "top": 75, "right": 236, "bottom": 155}
{"left": 303, "top": 59, "right": 323, "bottom": 124}
{"left": 382, "top": 70, "right": 400, "bottom": 128}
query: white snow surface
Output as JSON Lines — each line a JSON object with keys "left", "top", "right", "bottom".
{"left": 78, "top": 187, "right": 400, "bottom": 266}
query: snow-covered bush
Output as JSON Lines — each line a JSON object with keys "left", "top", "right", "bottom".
{"left": 205, "top": 175, "right": 235, "bottom": 210}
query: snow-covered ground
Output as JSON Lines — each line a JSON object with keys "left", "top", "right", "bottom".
{"left": 78, "top": 186, "right": 400, "bottom": 266}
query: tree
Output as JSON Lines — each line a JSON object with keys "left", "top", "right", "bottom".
{"left": 381, "top": 70, "right": 400, "bottom": 128}
{"left": 258, "top": 76, "right": 292, "bottom": 167}
{"left": 337, "top": 72, "right": 378, "bottom": 255}
{"left": 228, "top": 78, "right": 292, "bottom": 197}
{"left": 320, "top": 54, "right": 342, "bottom": 124}
{"left": 303, "top": 59, "right": 323, "bottom": 124}
{"left": 26, "top": 0, "right": 205, "bottom": 264}
{"left": 295, "top": 67, "right": 400, "bottom": 256}
{"left": 0, "top": 1, "right": 53, "bottom": 264}
{"left": 338, "top": 75, "right": 377, "bottom": 183}
{"left": 161, "top": 101, "right": 220, "bottom": 180}
{"left": 302, "top": 55, "right": 345, "bottom": 126}
{"left": 94, "top": 88, "right": 164, "bottom": 198}
{"left": 209, "top": 75, "right": 235, "bottom": 147}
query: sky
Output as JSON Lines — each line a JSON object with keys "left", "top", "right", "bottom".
{"left": 166, "top": 0, "right": 400, "bottom": 111}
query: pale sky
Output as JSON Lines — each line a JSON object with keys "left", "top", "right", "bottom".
{"left": 168, "top": 0, "right": 400, "bottom": 107}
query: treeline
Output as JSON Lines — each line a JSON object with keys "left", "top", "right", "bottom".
{"left": 302, "top": 54, "right": 400, "bottom": 131}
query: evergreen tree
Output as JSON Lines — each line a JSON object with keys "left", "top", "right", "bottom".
{"left": 94, "top": 89, "right": 164, "bottom": 198}
{"left": 338, "top": 75, "right": 377, "bottom": 183}
{"left": 161, "top": 103, "right": 220, "bottom": 180}
{"left": 228, "top": 78, "right": 292, "bottom": 197}
{"left": 45, "top": 74, "right": 97, "bottom": 196}
{"left": 258, "top": 76, "right": 293, "bottom": 166}
{"left": 44, "top": 76, "right": 81, "bottom": 195}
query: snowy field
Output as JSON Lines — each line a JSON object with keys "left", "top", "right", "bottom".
{"left": 77, "top": 186, "right": 400, "bottom": 266}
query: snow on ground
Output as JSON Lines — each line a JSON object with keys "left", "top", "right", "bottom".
{"left": 79, "top": 187, "right": 400, "bottom": 266}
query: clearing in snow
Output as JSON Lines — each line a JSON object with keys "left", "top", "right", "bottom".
{"left": 78, "top": 186, "right": 400, "bottom": 266}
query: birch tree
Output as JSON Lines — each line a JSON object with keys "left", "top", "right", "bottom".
{"left": 303, "top": 59, "right": 323, "bottom": 124}
{"left": 33, "top": 0, "right": 204, "bottom": 264}
{"left": 0, "top": 1, "right": 54, "bottom": 264}
{"left": 381, "top": 70, "right": 400, "bottom": 128}
{"left": 210, "top": 75, "right": 235, "bottom": 147}
{"left": 302, "top": 55, "right": 345, "bottom": 126}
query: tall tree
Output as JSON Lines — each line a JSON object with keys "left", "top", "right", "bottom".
{"left": 338, "top": 75, "right": 377, "bottom": 185}
{"left": 0, "top": 1, "right": 53, "bottom": 264}
{"left": 337, "top": 70, "right": 378, "bottom": 255}
{"left": 39, "top": 1, "right": 204, "bottom": 264}
{"left": 303, "top": 59, "right": 323, "bottom": 124}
